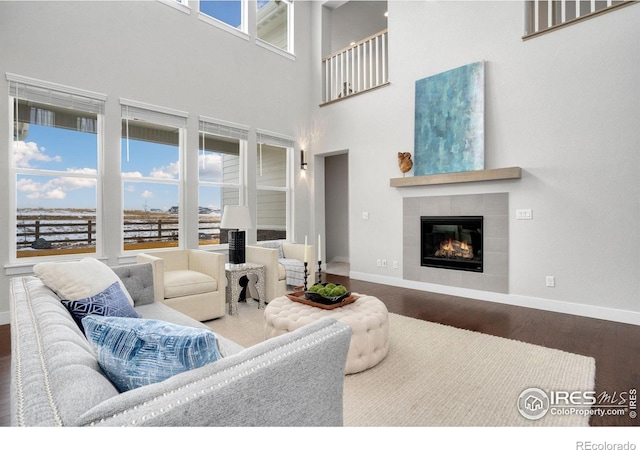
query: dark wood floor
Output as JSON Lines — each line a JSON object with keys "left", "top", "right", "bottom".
{"left": 326, "top": 274, "right": 640, "bottom": 427}
{"left": 1, "top": 274, "right": 638, "bottom": 427}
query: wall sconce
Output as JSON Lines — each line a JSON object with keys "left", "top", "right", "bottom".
{"left": 300, "top": 149, "right": 308, "bottom": 170}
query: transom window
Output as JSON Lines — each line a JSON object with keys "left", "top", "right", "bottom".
{"left": 8, "top": 74, "right": 105, "bottom": 261}
{"left": 199, "top": 0, "right": 246, "bottom": 33}
{"left": 257, "top": 0, "right": 294, "bottom": 53}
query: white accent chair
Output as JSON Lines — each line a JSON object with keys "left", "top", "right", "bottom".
{"left": 136, "top": 249, "right": 226, "bottom": 321}
{"left": 246, "top": 242, "right": 314, "bottom": 303}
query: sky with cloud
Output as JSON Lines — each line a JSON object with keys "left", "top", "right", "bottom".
{"left": 15, "top": 124, "right": 223, "bottom": 212}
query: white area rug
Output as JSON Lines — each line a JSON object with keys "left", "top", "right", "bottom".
{"left": 206, "top": 302, "right": 596, "bottom": 427}
{"left": 205, "top": 300, "right": 267, "bottom": 347}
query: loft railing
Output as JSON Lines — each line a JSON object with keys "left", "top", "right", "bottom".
{"left": 321, "top": 29, "right": 388, "bottom": 105}
{"left": 524, "top": 0, "right": 634, "bottom": 38}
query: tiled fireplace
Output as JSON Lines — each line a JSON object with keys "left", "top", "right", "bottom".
{"left": 403, "top": 193, "right": 509, "bottom": 293}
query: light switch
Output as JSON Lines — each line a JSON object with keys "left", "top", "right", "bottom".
{"left": 516, "top": 209, "right": 532, "bottom": 220}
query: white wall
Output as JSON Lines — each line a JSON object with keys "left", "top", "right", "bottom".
{"left": 0, "top": 0, "right": 316, "bottom": 321}
{"left": 328, "top": 1, "right": 388, "bottom": 53}
{"left": 311, "top": 1, "right": 640, "bottom": 324}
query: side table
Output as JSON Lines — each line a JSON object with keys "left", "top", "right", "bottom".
{"left": 225, "top": 263, "right": 266, "bottom": 316}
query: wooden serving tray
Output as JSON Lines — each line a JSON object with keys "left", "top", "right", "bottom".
{"left": 286, "top": 291, "right": 359, "bottom": 310}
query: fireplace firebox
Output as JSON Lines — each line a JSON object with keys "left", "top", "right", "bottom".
{"left": 421, "top": 216, "right": 483, "bottom": 272}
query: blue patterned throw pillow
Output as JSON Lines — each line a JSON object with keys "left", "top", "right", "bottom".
{"left": 82, "top": 316, "right": 223, "bottom": 392}
{"left": 62, "top": 281, "right": 140, "bottom": 332}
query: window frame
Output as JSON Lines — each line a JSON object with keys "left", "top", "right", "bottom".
{"left": 256, "top": 0, "right": 295, "bottom": 58}
{"left": 256, "top": 129, "right": 294, "bottom": 243}
{"left": 198, "top": 116, "right": 249, "bottom": 249}
{"left": 120, "top": 98, "right": 188, "bottom": 255}
{"left": 7, "top": 73, "right": 106, "bottom": 264}
{"left": 198, "top": 0, "right": 250, "bottom": 41}
{"left": 159, "top": 0, "right": 191, "bottom": 15}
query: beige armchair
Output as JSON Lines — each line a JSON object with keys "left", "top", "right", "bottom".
{"left": 246, "top": 242, "right": 314, "bottom": 303}
{"left": 136, "top": 249, "right": 226, "bottom": 321}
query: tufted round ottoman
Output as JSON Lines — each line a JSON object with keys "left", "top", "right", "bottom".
{"left": 264, "top": 294, "right": 389, "bottom": 374}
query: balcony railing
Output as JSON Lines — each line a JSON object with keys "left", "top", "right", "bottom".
{"left": 524, "top": 0, "right": 634, "bottom": 38}
{"left": 322, "top": 29, "right": 389, "bottom": 105}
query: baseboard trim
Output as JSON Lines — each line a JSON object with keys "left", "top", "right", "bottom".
{"left": 350, "top": 271, "right": 640, "bottom": 326}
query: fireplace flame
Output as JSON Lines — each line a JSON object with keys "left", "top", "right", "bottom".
{"left": 436, "top": 238, "right": 474, "bottom": 259}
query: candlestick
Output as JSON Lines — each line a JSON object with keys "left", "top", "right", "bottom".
{"left": 304, "top": 262, "right": 309, "bottom": 291}
{"left": 317, "top": 260, "right": 322, "bottom": 284}
{"left": 317, "top": 234, "right": 322, "bottom": 262}
{"left": 304, "top": 235, "right": 308, "bottom": 262}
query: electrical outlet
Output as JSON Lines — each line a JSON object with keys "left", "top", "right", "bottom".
{"left": 393, "top": 260, "right": 398, "bottom": 269}
{"left": 546, "top": 276, "right": 555, "bottom": 287}
{"left": 382, "top": 259, "right": 387, "bottom": 268}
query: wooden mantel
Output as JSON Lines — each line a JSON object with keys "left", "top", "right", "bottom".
{"left": 390, "top": 167, "right": 522, "bottom": 187}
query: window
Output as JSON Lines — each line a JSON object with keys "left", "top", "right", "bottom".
{"left": 198, "top": 118, "right": 248, "bottom": 246}
{"left": 121, "top": 100, "right": 187, "bottom": 252}
{"left": 256, "top": 131, "right": 293, "bottom": 242}
{"left": 257, "top": 0, "right": 293, "bottom": 53}
{"left": 200, "top": 0, "right": 246, "bottom": 33}
{"left": 8, "top": 74, "right": 105, "bottom": 261}
{"left": 160, "top": 0, "right": 190, "bottom": 14}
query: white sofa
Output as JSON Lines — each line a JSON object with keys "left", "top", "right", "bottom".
{"left": 136, "top": 249, "right": 226, "bottom": 321}
{"left": 9, "top": 263, "right": 352, "bottom": 426}
{"left": 246, "top": 242, "right": 314, "bottom": 303}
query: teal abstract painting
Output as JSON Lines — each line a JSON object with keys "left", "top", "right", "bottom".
{"left": 414, "top": 61, "right": 485, "bottom": 175}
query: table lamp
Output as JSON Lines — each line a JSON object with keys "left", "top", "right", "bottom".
{"left": 220, "top": 205, "right": 252, "bottom": 264}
